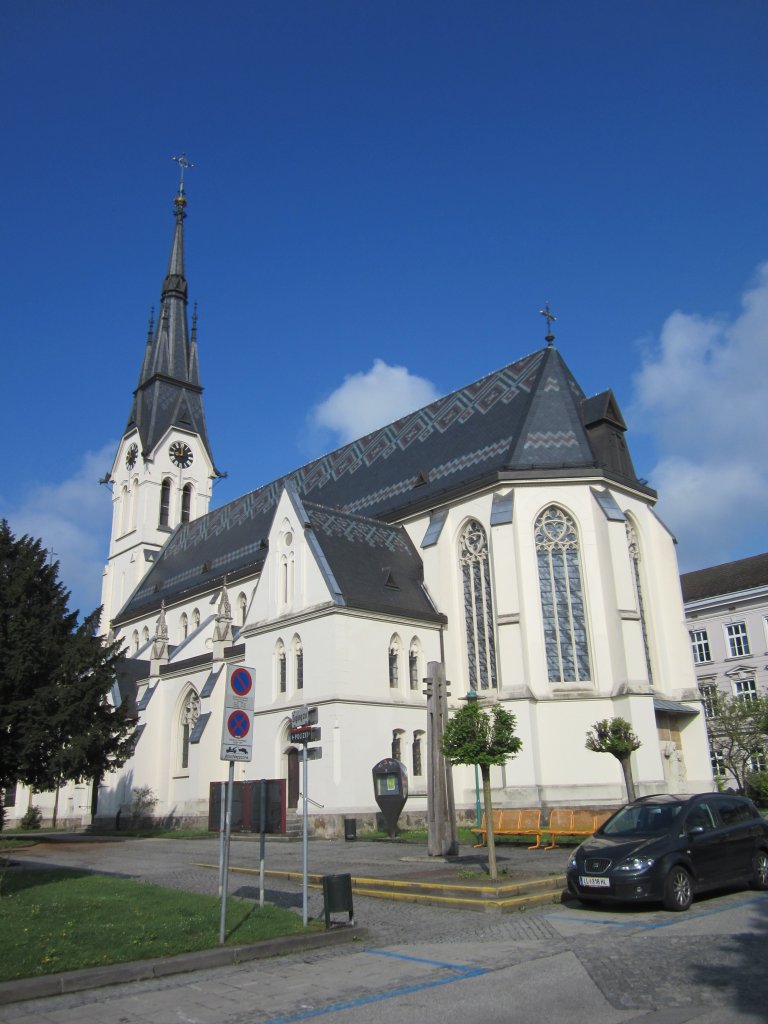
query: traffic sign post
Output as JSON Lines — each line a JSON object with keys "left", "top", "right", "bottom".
{"left": 290, "top": 705, "right": 320, "bottom": 926}
{"left": 219, "top": 665, "right": 256, "bottom": 944}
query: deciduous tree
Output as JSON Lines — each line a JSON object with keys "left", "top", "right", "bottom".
{"left": 585, "top": 717, "right": 641, "bottom": 802}
{"left": 440, "top": 702, "right": 522, "bottom": 880}
{"left": 705, "top": 691, "right": 768, "bottom": 794}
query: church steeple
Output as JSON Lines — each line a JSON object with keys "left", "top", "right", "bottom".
{"left": 124, "top": 162, "right": 215, "bottom": 469}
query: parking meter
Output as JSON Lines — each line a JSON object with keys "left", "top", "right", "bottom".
{"left": 372, "top": 758, "right": 408, "bottom": 838}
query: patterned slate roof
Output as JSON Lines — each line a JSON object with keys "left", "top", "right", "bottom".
{"left": 115, "top": 343, "right": 639, "bottom": 622}
{"left": 681, "top": 552, "right": 768, "bottom": 603}
{"left": 302, "top": 502, "right": 442, "bottom": 621}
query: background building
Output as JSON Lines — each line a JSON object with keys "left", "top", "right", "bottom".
{"left": 682, "top": 552, "right": 768, "bottom": 780}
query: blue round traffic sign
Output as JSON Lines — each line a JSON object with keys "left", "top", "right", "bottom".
{"left": 230, "top": 667, "right": 253, "bottom": 696}
{"left": 227, "top": 710, "right": 251, "bottom": 739}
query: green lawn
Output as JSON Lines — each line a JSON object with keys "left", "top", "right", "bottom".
{"left": 0, "top": 869, "right": 319, "bottom": 982}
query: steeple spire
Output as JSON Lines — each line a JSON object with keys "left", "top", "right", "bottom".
{"left": 124, "top": 160, "right": 216, "bottom": 470}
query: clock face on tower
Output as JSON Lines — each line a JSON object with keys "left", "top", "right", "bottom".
{"left": 169, "top": 441, "right": 194, "bottom": 468}
{"left": 125, "top": 443, "right": 139, "bottom": 469}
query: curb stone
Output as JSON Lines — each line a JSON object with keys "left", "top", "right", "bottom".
{"left": 0, "top": 925, "right": 367, "bottom": 1006}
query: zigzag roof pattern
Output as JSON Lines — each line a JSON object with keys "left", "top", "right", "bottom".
{"left": 115, "top": 343, "right": 639, "bottom": 622}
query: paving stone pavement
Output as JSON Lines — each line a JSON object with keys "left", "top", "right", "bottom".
{"left": 4, "top": 835, "right": 768, "bottom": 1023}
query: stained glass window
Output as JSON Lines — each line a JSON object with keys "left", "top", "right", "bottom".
{"left": 535, "top": 506, "right": 591, "bottom": 683}
{"left": 459, "top": 520, "right": 498, "bottom": 689}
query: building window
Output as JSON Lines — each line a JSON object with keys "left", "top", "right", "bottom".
{"left": 535, "top": 506, "right": 591, "bottom": 684}
{"left": 459, "top": 520, "right": 498, "bottom": 690}
{"left": 391, "top": 730, "right": 403, "bottom": 761}
{"left": 749, "top": 753, "right": 767, "bottom": 773}
{"left": 733, "top": 677, "right": 757, "bottom": 704}
{"left": 180, "top": 689, "right": 200, "bottom": 771}
{"left": 699, "top": 683, "right": 718, "bottom": 719}
{"left": 180, "top": 613, "right": 188, "bottom": 640}
{"left": 181, "top": 483, "right": 193, "bottom": 524}
{"left": 626, "top": 522, "right": 654, "bottom": 687}
{"left": 412, "top": 731, "right": 424, "bottom": 777}
{"left": 409, "top": 640, "right": 420, "bottom": 691}
{"left": 237, "top": 593, "right": 247, "bottom": 627}
{"left": 276, "top": 641, "right": 287, "bottom": 693}
{"left": 294, "top": 636, "right": 304, "bottom": 690}
{"left": 192, "top": 608, "right": 200, "bottom": 630}
{"left": 132, "top": 630, "right": 140, "bottom": 653}
{"left": 159, "top": 478, "right": 172, "bottom": 527}
{"left": 389, "top": 635, "right": 401, "bottom": 688}
{"left": 726, "top": 622, "right": 750, "bottom": 658}
{"left": 690, "top": 629, "right": 711, "bottom": 665}
{"left": 710, "top": 749, "right": 726, "bottom": 777}
{"left": 142, "top": 625, "right": 150, "bottom": 646}
{"left": 3, "top": 783, "right": 18, "bottom": 808}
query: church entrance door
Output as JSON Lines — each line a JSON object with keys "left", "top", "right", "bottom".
{"left": 287, "top": 747, "right": 300, "bottom": 808}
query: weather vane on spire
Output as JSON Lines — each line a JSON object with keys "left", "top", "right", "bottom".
{"left": 539, "top": 302, "right": 556, "bottom": 346}
{"left": 171, "top": 153, "right": 194, "bottom": 196}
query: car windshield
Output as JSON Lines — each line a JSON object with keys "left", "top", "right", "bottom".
{"left": 602, "top": 802, "right": 683, "bottom": 836}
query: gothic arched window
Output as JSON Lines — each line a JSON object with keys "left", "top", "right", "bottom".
{"left": 391, "top": 729, "right": 404, "bottom": 761}
{"left": 237, "top": 592, "right": 247, "bottom": 627}
{"left": 409, "top": 638, "right": 421, "bottom": 691}
{"left": 181, "top": 483, "right": 193, "bottom": 524}
{"left": 132, "top": 629, "right": 139, "bottom": 653}
{"left": 276, "top": 640, "right": 287, "bottom": 694}
{"left": 159, "top": 478, "right": 172, "bottom": 527}
{"left": 535, "top": 506, "right": 591, "bottom": 684}
{"left": 626, "top": 520, "right": 654, "bottom": 688}
{"left": 180, "top": 612, "right": 188, "bottom": 640}
{"left": 179, "top": 688, "right": 200, "bottom": 770}
{"left": 192, "top": 608, "right": 200, "bottom": 630}
{"left": 294, "top": 636, "right": 304, "bottom": 690}
{"left": 412, "top": 730, "right": 424, "bottom": 777}
{"left": 389, "top": 635, "right": 401, "bottom": 688}
{"left": 459, "top": 520, "right": 498, "bottom": 690}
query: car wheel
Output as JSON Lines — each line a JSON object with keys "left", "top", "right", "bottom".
{"left": 750, "top": 850, "right": 768, "bottom": 891}
{"left": 663, "top": 866, "right": 693, "bottom": 912}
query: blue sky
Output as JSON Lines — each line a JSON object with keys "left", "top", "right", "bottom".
{"left": 2, "top": 1, "right": 767, "bottom": 616}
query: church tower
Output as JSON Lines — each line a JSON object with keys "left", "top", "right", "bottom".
{"left": 101, "top": 159, "right": 218, "bottom": 629}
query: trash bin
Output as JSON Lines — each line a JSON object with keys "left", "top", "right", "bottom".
{"left": 322, "top": 873, "right": 354, "bottom": 927}
{"left": 344, "top": 817, "right": 357, "bottom": 841}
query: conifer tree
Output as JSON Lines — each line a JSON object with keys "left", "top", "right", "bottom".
{"left": 0, "top": 520, "right": 135, "bottom": 825}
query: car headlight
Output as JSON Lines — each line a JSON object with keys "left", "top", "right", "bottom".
{"left": 567, "top": 855, "right": 579, "bottom": 870}
{"left": 616, "top": 856, "right": 655, "bottom": 873}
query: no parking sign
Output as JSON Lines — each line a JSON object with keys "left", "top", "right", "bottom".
{"left": 220, "top": 665, "right": 256, "bottom": 762}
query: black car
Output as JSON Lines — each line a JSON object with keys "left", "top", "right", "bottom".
{"left": 566, "top": 792, "right": 768, "bottom": 911}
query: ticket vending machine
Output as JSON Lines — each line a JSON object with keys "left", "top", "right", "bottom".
{"left": 372, "top": 758, "right": 408, "bottom": 838}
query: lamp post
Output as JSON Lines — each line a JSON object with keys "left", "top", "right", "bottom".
{"left": 461, "top": 688, "right": 483, "bottom": 828}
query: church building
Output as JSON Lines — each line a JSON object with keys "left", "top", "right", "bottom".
{"left": 92, "top": 180, "right": 713, "bottom": 833}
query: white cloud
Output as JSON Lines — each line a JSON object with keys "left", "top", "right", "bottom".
{"left": 632, "top": 263, "right": 768, "bottom": 570}
{"left": 309, "top": 358, "right": 441, "bottom": 445}
{"left": 3, "top": 443, "right": 116, "bottom": 617}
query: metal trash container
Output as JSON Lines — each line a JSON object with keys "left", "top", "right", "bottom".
{"left": 322, "top": 873, "right": 354, "bottom": 927}
{"left": 344, "top": 817, "right": 357, "bottom": 841}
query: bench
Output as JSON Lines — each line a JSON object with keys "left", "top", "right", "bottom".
{"left": 471, "top": 808, "right": 543, "bottom": 849}
{"left": 543, "top": 808, "right": 612, "bottom": 849}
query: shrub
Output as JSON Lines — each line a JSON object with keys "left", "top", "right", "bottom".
{"left": 20, "top": 805, "right": 43, "bottom": 830}
{"left": 746, "top": 771, "right": 768, "bottom": 806}
{"left": 130, "top": 786, "right": 158, "bottom": 827}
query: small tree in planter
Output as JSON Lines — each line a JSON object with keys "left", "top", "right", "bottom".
{"left": 440, "top": 702, "right": 522, "bottom": 881}
{"left": 586, "top": 717, "right": 641, "bottom": 802}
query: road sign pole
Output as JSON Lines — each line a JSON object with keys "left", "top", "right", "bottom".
{"left": 302, "top": 743, "right": 309, "bottom": 926}
{"left": 217, "top": 781, "right": 226, "bottom": 897}
{"left": 259, "top": 778, "right": 266, "bottom": 908}
{"left": 219, "top": 760, "right": 235, "bottom": 944}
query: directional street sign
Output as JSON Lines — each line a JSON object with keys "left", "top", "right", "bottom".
{"left": 221, "top": 665, "right": 256, "bottom": 762}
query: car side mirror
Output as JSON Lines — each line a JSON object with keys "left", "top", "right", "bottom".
{"left": 688, "top": 825, "right": 705, "bottom": 836}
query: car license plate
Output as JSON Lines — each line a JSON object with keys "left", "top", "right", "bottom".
{"left": 580, "top": 875, "right": 610, "bottom": 888}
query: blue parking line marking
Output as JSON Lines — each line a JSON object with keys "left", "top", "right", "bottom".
{"left": 545, "top": 892, "right": 765, "bottom": 930}
{"left": 261, "top": 951, "right": 487, "bottom": 1023}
